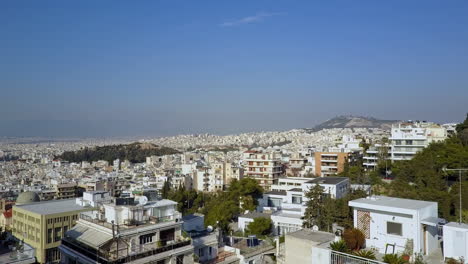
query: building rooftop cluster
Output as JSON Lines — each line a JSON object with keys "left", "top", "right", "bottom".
{"left": 0, "top": 121, "right": 461, "bottom": 264}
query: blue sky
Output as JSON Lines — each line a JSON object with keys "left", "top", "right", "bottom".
{"left": 1, "top": 1, "right": 467, "bottom": 137}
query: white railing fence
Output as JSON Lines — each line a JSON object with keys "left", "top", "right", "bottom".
{"left": 331, "top": 250, "right": 386, "bottom": 264}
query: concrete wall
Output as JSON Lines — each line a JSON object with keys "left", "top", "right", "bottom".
{"left": 285, "top": 234, "right": 313, "bottom": 264}
{"left": 443, "top": 224, "right": 468, "bottom": 263}
{"left": 238, "top": 217, "right": 254, "bottom": 232}
{"left": 354, "top": 208, "right": 416, "bottom": 254}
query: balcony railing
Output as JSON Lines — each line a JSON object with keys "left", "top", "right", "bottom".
{"left": 331, "top": 251, "right": 385, "bottom": 264}
{"left": 62, "top": 237, "right": 191, "bottom": 264}
{"left": 79, "top": 212, "right": 180, "bottom": 229}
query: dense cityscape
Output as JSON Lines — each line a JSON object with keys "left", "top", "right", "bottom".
{"left": 2, "top": 1, "right": 468, "bottom": 264}
{"left": 1, "top": 115, "right": 467, "bottom": 264}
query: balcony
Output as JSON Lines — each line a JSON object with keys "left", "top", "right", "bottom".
{"left": 79, "top": 212, "right": 181, "bottom": 230}
{"left": 331, "top": 251, "right": 385, "bottom": 264}
{"left": 0, "top": 241, "right": 35, "bottom": 264}
{"left": 61, "top": 237, "right": 192, "bottom": 264}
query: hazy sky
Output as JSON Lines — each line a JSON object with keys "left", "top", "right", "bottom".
{"left": 1, "top": 1, "right": 467, "bottom": 137}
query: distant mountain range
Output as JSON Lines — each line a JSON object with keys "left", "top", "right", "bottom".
{"left": 308, "top": 115, "right": 399, "bottom": 132}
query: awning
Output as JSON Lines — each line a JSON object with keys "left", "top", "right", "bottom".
{"left": 421, "top": 217, "right": 439, "bottom": 227}
{"left": 67, "top": 224, "right": 113, "bottom": 248}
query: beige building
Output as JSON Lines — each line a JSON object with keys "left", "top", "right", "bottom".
{"left": 54, "top": 183, "right": 77, "bottom": 199}
{"left": 284, "top": 229, "right": 335, "bottom": 264}
{"left": 243, "top": 151, "right": 283, "bottom": 191}
{"left": 0, "top": 208, "right": 12, "bottom": 231}
{"left": 224, "top": 162, "right": 244, "bottom": 185}
{"left": 12, "top": 192, "right": 91, "bottom": 263}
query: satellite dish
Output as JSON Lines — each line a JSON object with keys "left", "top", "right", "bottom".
{"left": 312, "top": 225, "right": 319, "bottom": 231}
{"left": 207, "top": 226, "right": 213, "bottom": 232}
{"left": 138, "top": 196, "right": 148, "bottom": 206}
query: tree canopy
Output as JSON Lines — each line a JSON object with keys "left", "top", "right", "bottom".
{"left": 246, "top": 217, "right": 272, "bottom": 237}
{"left": 163, "top": 177, "right": 264, "bottom": 232}
{"left": 57, "top": 142, "right": 180, "bottom": 163}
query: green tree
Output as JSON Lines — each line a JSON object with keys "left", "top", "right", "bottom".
{"left": 303, "top": 184, "right": 324, "bottom": 228}
{"left": 456, "top": 113, "right": 468, "bottom": 134}
{"left": 203, "top": 178, "right": 264, "bottom": 232}
{"left": 246, "top": 217, "right": 272, "bottom": 237}
{"left": 161, "top": 180, "right": 171, "bottom": 199}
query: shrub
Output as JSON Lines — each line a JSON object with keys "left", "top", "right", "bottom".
{"left": 383, "top": 254, "right": 406, "bottom": 264}
{"left": 330, "top": 240, "right": 349, "bottom": 253}
{"left": 412, "top": 253, "right": 426, "bottom": 264}
{"left": 343, "top": 228, "right": 366, "bottom": 251}
{"left": 446, "top": 257, "right": 464, "bottom": 264}
{"left": 353, "top": 249, "right": 376, "bottom": 260}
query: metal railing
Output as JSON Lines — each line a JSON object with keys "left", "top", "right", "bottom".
{"left": 61, "top": 238, "right": 191, "bottom": 264}
{"left": 331, "top": 251, "right": 386, "bottom": 264}
{"left": 79, "top": 213, "right": 180, "bottom": 228}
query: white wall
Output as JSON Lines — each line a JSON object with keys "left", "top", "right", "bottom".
{"left": 353, "top": 209, "right": 418, "bottom": 254}
{"left": 238, "top": 217, "right": 254, "bottom": 232}
{"left": 443, "top": 224, "right": 468, "bottom": 263}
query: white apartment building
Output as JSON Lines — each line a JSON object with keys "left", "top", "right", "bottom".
{"left": 390, "top": 122, "right": 447, "bottom": 161}
{"left": 193, "top": 161, "right": 223, "bottom": 192}
{"left": 243, "top": 151, "right": 283, "bottom": 191}
{"left": 257, "top": 177, "right": 350, "bottom": 236}
{"left": 60, "top": 192, "right": 193, "bottom": 264}
{"left": 363, "top": 121, "right": 448, "bottom": 169}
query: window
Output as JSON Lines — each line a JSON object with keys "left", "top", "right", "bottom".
{"left": 387, "top": 222, "right": 402, "bottom": 236}
{"left": 139, "top": 233, "right": 155, "bottom": 244}
{"left": 54, "top": 227, "right": 62, "bottom": 242}
{"left": 292, "top": 195, "right": 302, "bottom": 204}
{"left": 199, "top": 248, "right": 204, "bottom": 257}
{"left": 47, "top": 228, "right": 53, "bottom": 243}
{"left": 268, "top": 198, "right": 282, "bottom": 207}
{"left": 176, "top": 255, "right": 184, "bottom": 264}
{"left": 46, "top": 248, "right": 61, "bottom": 262}
{"left": 209, "top": 246, "right": 212, "bottom": 255}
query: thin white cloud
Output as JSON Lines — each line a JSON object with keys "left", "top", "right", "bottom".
{"left": 220, "top": 12, "right": 284, "bottom": 27}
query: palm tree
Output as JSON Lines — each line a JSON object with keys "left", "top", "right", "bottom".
{"left": 330, "top": 240, "right": 349, "bottom": 253}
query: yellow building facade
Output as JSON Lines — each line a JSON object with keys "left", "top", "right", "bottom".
{"left": 13, "top": 199, "right": 90, "bottom": 263}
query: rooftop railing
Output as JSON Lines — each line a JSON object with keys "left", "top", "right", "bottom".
{"left": 79, "top": 212, "right": 180, "bottom": 229}
{"left": 331, "top": 251, "right": 386, "bottom": 264}
{"left": 61, "top": 237, "right": 191, "bottom": 264}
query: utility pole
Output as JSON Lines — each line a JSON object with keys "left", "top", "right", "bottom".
{"left": 443, "top": 167, "right": 468, "bottom": 224}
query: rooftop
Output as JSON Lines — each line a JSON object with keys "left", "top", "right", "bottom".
{"left": 238, "top": 212, "right": 271, "bottom": 220}
{"left": 286, "top": 229, "right": 335, "bottom": 245}
{"left": 14, "top": 199, "right": 88, "bottom": 215}
{"left": 306, "top": 177, "right": 348, "bottom": 185}
{"left": 182, "top": 213, "right": 204, "bottom": 221}
{"left": 265, "top": 190, "right": 286, "bottom": 196}
{"left": 445, "top": 222, "right": 468, "bottom": 230}
{"left": 349, "top": 196, "right": 437, "bottom": 211}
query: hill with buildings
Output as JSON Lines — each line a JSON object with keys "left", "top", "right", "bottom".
{"left": 56, "top": 142, "right": 180, "bottom": 163}
{"left": 309, "top": 115, "right": 399, "bottom": 132}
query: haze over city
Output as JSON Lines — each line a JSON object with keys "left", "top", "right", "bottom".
{"left": 1, "top": 0, "right": 467, "bottom": 137}
{"left": 2, "top": 2, "right": 468, "bottom": 264}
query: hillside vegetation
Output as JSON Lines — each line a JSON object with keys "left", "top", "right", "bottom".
{"left": 57, "top": 142, "right": 180, "bottom": 163}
